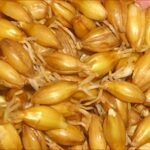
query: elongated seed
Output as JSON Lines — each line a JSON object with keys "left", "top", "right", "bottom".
{"left": 0, "top": 123, "right": 22, "bottom": 150}
{"left": 132, "top": 116, "right": 150, "bottom": 148}
{"left": 46, "top": 124, "right": 85, "bottom": 146}
{"left": 0, "top": 39, "right": 33, "bottom": 76}
{"left": 103, "top": 109, "right": 126, "bottom": 150}
{"left": 69, "top": 0, "right": 107, "bottom": 21}
{"left": 82, "top": 26, "right": 121, "bottom": 52}
{"left": 103, "top": 81, "right": 145, "bottom": 103}
{"left": 0, "top": 18, "right": 25, "bottom": 41}
{"left": 0, "top": 60, "right": 25, "bottom": 87}
{"left": 19, "top": 22, "right": 60, "bottom": 48}
{"left": 32, "top": 80, "right": 78, "bottom": 105}
{"left": 0, "top": 1, "right": 32, "bottom": 22}
{"left": 88, "top": 114, "right": 107, "bottom": 150}
{"left": 23, "top": 106, "right": 68, "bottom": 130}
{"left": 17, "top": 0, "right": 48, "bottom": 20}
{"left": 43, "top": 52, "right": 86, "bottom": 74}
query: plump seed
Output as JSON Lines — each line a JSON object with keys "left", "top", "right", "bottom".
{"left": 17, "top": 0, "right": 48, "bottom": 20}
{"left": 88, "top": 114, "right": 107, "bottom": 150}
{"left": 32, "top": 80, "right": 78, "bottom": 105}
{"left": 116, "top": 99, "right": 128, "bottom": 126}
{"left": 126, "top": 3, "right": 145, "bottom": 50}
{"left": 22, "top": 125, "right": 48, "bottom": 150}
{"left": 103, "top": 81, "right": 145, "bottom": 103}
{"left": 103, "top": 109, "right": 126, "bottom": 150}
{"left": 132, "top": 116, "right": 150, "bottom": 148}
{"left": 51, "top": 0, "right": 76, "bottom": 28}
{"left": 0, "top": 1, "right": 32, "bottom": 22}
{"left": 73, "top": 14, "right": 96, "bottom": 39}
{"left": 46, "top": 124, "right": 85, "bottom": 146}
{"left": 23, "top": 106, "right": 68, "bottom": 130}
{"left": 43, "top": 52, "right": 86, "bottom": 74}
{"left": 0, "top": 39, "right": 33, "bottom": 76}
{"left": 133, "top": 51, "right": 150, "bottom": 91}
{"left": 0, "top": 59, "right": 25, "bottom": 87}
{"left": 82, "top": 26, "right": 121, "bottom": 52}
{"left": 104, "top": 0, "right": 125, "bottom": 32}
{"left": 84, "top": 52, "right": 120, "bottom": 77}
{"left": 69, "top": 0, "right": 107, "bottom": 21}
{"left": 19, "top": 22, "right": 59, "bottom": 48}
{"left": 0, "top": 18, "right": 25, "bottom": 41}
{"left": 0, "top": 123, "right": 22, "bottom": 150}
